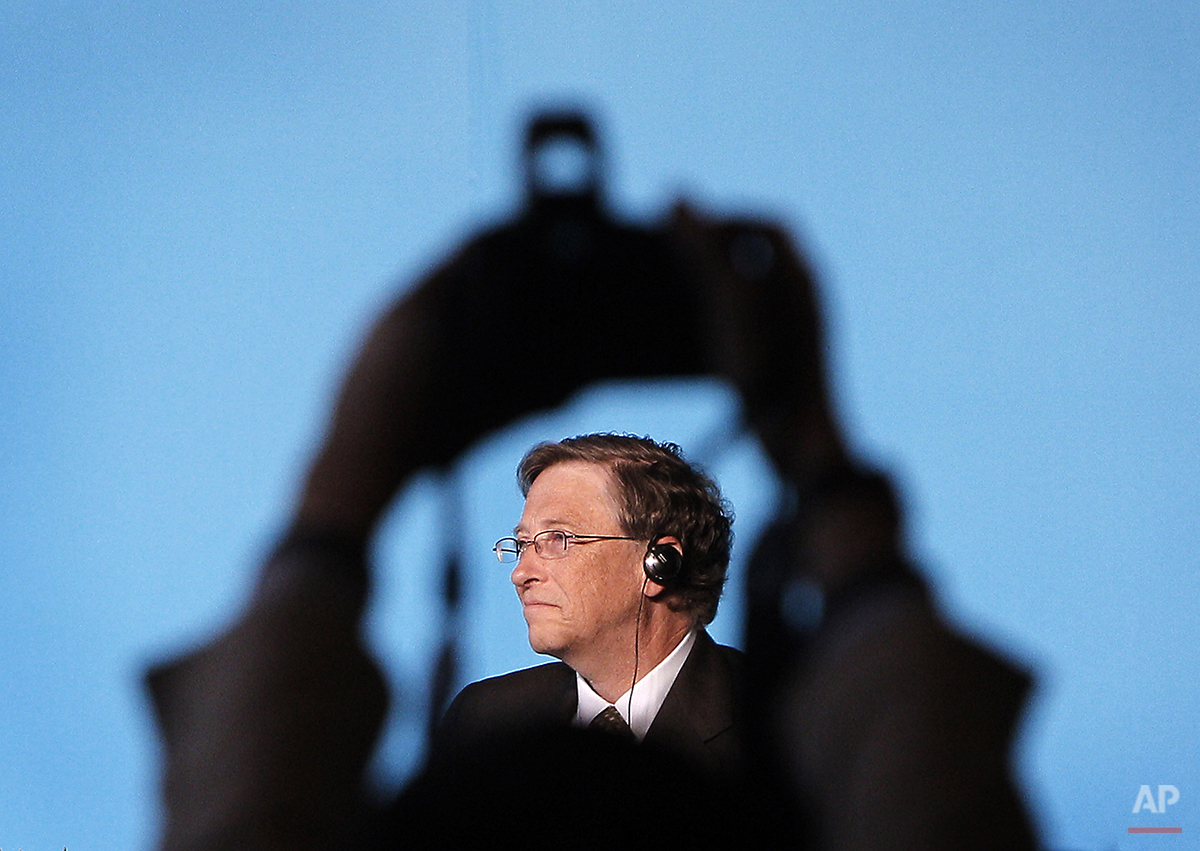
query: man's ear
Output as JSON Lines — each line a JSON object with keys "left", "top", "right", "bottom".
{"left": 642, "top": 536, "right": 683, "bottom": 597}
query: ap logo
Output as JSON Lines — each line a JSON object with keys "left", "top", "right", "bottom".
{"left": 1133, "top": 784, "right": 1180, "bottom": 814}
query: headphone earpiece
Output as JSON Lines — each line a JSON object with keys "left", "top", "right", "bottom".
{"left": 643, "top": 540, "right": 683, "bottom": 584}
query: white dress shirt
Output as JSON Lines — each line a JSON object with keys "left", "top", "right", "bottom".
{"left": 574, "top": 629, "right": 697, "bottom": 740}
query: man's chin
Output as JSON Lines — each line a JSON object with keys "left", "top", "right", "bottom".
{"left": 525, "top": 628, "right": 568, "bottom": 660}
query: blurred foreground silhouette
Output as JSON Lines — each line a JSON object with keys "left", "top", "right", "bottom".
{"left": 146, "top": 109, "right": 1038, "bottom": 850}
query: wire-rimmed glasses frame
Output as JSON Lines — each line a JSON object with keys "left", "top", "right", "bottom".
{"left": 493, "top": 530, "right": 640, "bottom": 563}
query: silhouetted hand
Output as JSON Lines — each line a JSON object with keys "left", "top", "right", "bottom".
{"left": 668, "top": 201, "right": 847, "bottom": 485}
{"left": 147, "top": 572, "right": 387, "bottom": 851}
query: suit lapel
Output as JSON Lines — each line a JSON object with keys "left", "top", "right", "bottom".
{"left": 643, "top": 630, "right": 737, "bottom": 758}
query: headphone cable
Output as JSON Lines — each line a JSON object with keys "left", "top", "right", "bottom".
{"left": 628, "top": 576, "right": 649, "bottom": 734}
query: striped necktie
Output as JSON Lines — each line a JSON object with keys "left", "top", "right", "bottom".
{"left": 588, "top": 705, "right": 635, "bottom": 741}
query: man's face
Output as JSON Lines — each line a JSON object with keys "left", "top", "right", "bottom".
{"left": 510, "top": 460, "right": 647, "bottom": 671}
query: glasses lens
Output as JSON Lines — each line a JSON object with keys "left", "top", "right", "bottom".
{"left": 495, "top": 538, "right": 520, "bottom": 563}
{"left": 536, "top": 530, "right": 569, "bottom": 558}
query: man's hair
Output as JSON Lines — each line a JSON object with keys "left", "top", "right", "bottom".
{"left": 517, "top": 433, "right": 733, "bottom": 626}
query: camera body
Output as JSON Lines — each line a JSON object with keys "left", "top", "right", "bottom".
{"left": 416, "top": 112, "right": 712, "bottom": 462}
{"left": 401, "top": 109, "right": 821, "bottom": 471}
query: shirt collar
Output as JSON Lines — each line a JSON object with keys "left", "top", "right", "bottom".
{"left": 574, "top": 629, "right": 697, "bottom": 740}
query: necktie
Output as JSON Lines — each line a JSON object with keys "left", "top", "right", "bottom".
{"left": 589, "top": 705, "right": 635, "bottom": 742}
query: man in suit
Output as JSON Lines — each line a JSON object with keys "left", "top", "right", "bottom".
{"left": 431, "top": 433, "right": 747, "bottom": 783}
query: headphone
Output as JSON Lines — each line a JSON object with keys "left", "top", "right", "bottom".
{"left": 643, "top": 538, "right": 683, "bottom": 584}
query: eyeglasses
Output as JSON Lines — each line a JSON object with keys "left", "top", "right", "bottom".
{"left": 493, "top": 530, "right": 640, "bottom": 563}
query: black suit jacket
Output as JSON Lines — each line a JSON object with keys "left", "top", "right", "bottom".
{"left": 432, "top": 630, "right": 747, "bottom": 783}
{"left": 381, "top": 631, "right": 755, "bottom": 848}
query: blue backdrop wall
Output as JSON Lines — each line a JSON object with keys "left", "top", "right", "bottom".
{"left": 3, "top": 3, "right": 1197, "bottom": 849}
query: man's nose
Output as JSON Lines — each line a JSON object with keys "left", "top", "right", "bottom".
{"left": 510, "top": 550, "right": 543, "bottom": 587}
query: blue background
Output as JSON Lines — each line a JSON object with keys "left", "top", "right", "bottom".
{"left": 2, "top": 3, "right": 1196, "bottom": 849}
